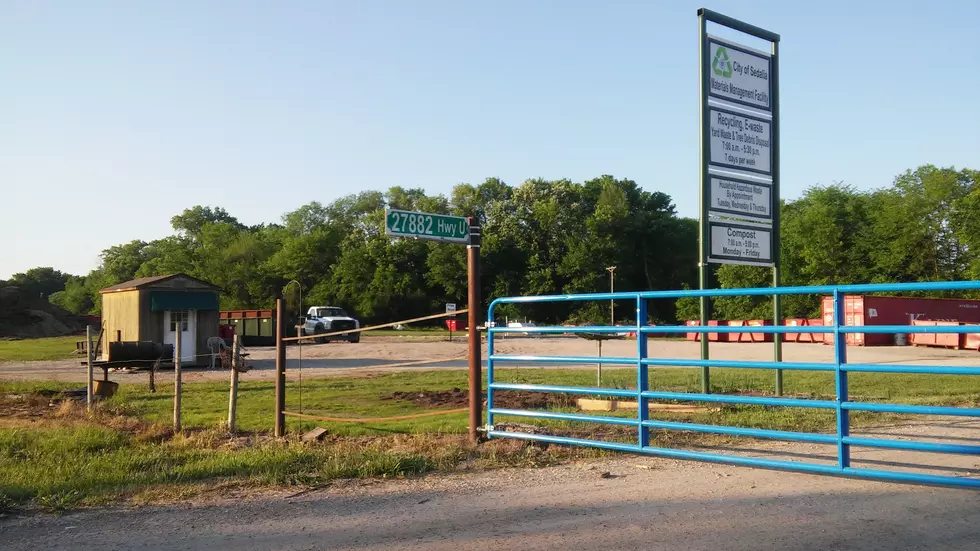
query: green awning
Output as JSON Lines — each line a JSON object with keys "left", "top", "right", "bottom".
{"left": 150, "top": 291, "right": 219, "bottom": 312}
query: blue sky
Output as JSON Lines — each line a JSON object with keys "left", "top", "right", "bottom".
{"left": 2, "top": 1, "right": 978, "bottom": 279}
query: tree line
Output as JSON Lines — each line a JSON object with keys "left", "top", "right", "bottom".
{"left": 2, "top": 164, "right": 977, "bottom": 326}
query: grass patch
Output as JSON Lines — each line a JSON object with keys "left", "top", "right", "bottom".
{"left": 0, "top": 401, "right": 603, "bottom": 512}
{"left": 2, "top": 366, "right": 979, "bottom": 512}
{"left": 0, "top": 335, "right": 81, "bottom": 362}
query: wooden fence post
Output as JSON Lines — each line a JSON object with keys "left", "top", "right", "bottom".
{"left": 174, "top": 327, "right": 182, "bottom": 432}
{"left": 228, "top": 334, "right": 240, "bottom": 433}
{"left": 86, "top": 326, "right": 94, "bottom": 411}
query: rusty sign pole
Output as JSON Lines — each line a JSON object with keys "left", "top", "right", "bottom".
{"left": 467, "top": 217, "right": 482, "bottom": 444}
{"left": 275, "top": 298, "right": 286, "bottom": 437}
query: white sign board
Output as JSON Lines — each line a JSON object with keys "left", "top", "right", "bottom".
{"left": 709, "top": 176, "right": 772, "bottom": 221}
{"left": 709, "top": 108, "right": 771, "bottom": 175}
{"left": 708, "top": 222, "right": 773, "bottom": 266}
{"left": 446, "top": 303, "right": 457, "bottom": 314}
{"left": 707, "top": 37, "right": 772, "bottom": 111}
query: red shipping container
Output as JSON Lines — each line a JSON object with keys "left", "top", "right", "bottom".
{"left": 685, "top": 320, "right": 699, "bottom": 341}
{"left": 964, "top": 327, "right": 980, "bottom": 351}
{"left": 807, "top": 319, "right": 824, "bottom": 343}
{"left": 685, "top": 320, "right": 728, "bottom": 342}
{"left": 935, "top": 321, "right": 962, "bottom": 348}
{"left": 783, "top": 319, "right": 805, "bottom": 343}
{"left": 747, "top": 320, "right": 773, "bottom": 342}
{"left": 822, "top": 296, "right": 980, "bottom": 346}
{"left": 727, "top": 320, "right": 750, "bottom": 342}
{"left": 909, "top": 320, "right": 937, "bottom": 346}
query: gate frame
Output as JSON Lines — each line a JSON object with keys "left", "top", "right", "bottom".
{"left": 486, "top": 280, "right": 980, "bottom": 488}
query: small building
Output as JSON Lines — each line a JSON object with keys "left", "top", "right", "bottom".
{"left": 100, "top": 274, "right": 221, "bottom": 365}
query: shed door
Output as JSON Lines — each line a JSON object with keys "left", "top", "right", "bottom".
{"left": 164, "top": 310, "right": 197, "bottom": 362}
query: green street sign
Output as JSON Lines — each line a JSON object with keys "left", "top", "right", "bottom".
{"left": 385, "top": 208, "right": 471, "bottom": 245}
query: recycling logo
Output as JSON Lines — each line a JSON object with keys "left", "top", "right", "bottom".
{"left": 712, "top": 47, "right": 733, "bottom": 78}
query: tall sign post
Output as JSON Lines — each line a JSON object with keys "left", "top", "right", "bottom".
{"left": 386, "top": 208, "right": 482, "bottom": 443}
{"left": 698, "top": 8, "right": 782, "bottom": 394}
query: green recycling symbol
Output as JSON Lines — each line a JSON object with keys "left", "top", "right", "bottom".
{"left": 712, "top": 46, "right": 733, "bottom": 78}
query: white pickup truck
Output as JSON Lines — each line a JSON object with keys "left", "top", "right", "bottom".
{"left": 302, "top": 306, "right": 361, "bottom": 343}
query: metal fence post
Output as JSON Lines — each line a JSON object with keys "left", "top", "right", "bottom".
{"left": 275, "top": 298, "right": 286, "bottom": 437}
{"left": 697, "top": 10, "right": 711, "bottom": 395}
{"left": 637, "top": 296, "right": 649, "bottom": 448}
{"left": 833, "top": 289, "right": 849, "bottom": 469}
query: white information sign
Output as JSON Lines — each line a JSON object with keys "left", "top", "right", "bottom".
{"left": 446, "top": 303, "right": 457, "bottom": 314}
{"left": 709, "top": 108, "right": 771, "bottom": 175}
{"left": 707, "top": 37, "right": 772, "bottom": 111}
{"left": 709, "top": 176, "right": 772, "bottom": 221}
{"left": 708, "top": 222, "right": 773, "bottom": 266}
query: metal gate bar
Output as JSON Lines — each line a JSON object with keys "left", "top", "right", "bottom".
{"left": 485, "top": 281, "right": 980, "bottom": 488}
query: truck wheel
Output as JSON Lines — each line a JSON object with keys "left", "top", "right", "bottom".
{"left": 349, "top": 335, "right": 360, "bottom": 344}
{"left": 314, "top": 324, "right": 326, "bottom": 344}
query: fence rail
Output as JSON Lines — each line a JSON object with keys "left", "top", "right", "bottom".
{"left": 485, "top": 280, "right": 980, "bottom": 488}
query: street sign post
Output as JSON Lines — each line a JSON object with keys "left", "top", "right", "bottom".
{"left": 698, "top": 8, "right": 782, "bottom": 394}
{"left": 386, "top": 209, "right": 482, "bottom": 443}
{"left": 385, "top": 209, "right": 471, "bottom": 244}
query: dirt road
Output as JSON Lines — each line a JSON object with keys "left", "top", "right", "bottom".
{"left": 2, "top": 338, "right": 979, "bottom": 382}
{"left": 3, "top": 442, "right": 980, "bottom": 550}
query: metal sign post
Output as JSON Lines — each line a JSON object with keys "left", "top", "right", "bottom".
{"left": 467, "top": 218, "right": 482, "bottom": 444}
{"left": 446, "top": 303, "right": 457, "bottom": 342}
{"left": 386, "top": 209, "right": 482, "bottom": 443}
{"left": 698, "top": 8, "right": 781, "bottom": 394}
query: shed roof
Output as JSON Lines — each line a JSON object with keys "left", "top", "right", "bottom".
{"left": 99, "top": 274, "right": 220, "bottom": 293}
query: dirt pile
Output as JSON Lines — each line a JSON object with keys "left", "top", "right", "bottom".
{"left": 0, "top": 389, "right": 86, "bottom": 420}
{"left": 383, "top": 388, "right": 576, "bottom": 409}
{"left": 0, "top": 286, "right": 85, "bottom": 338}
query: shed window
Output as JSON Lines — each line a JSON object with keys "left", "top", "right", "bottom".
{"left": 169, "top": 311, "right": 189, "bottom": 332}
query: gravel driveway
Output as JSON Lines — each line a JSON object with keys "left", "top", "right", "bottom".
{"left": 3, "top": 443, "right": 980, "bottom": 551}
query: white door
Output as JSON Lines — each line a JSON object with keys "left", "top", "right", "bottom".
{"left": 164, "top": 310, "right": 197, "bottom": 363}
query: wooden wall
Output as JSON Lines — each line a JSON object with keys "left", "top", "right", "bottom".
{"left": 101, "top": 290, "right": 141, "bottom": 352}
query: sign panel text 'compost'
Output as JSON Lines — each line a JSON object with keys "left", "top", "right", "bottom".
{"left": 708, "top": 222, "right": 773, "bottom": 265}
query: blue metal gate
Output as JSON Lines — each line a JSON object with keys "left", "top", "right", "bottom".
{"left": 486, "top": 281, "right": 980, "bottom": 488}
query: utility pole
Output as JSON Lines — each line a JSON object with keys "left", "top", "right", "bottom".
{"left": 606, "top": 266, "right": 617, "bottom": 325}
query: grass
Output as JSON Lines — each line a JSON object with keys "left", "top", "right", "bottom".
{"left": 0, "top": 335, "right": 82, "bottom": 362}
{"left": 2, "top": 367, "right": 979, "bottom": 512}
